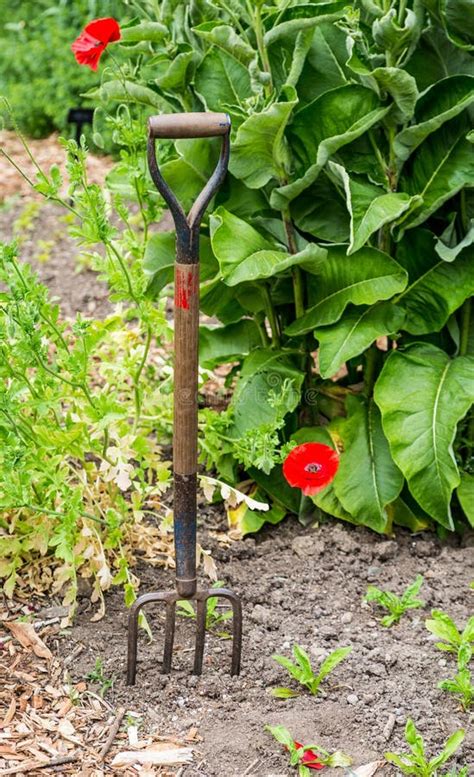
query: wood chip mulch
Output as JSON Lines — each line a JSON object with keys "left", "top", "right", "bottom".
{"left": 0, "top": 615, "right": 196, "bottom": 776}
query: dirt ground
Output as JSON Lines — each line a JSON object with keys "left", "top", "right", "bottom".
{"left": 55, "top": 516, "right": 473, "bottom": 776}
{"left": 0, "top": 134, "right": 473, "bottom": 776}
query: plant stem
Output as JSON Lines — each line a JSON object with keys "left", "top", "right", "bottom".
{"left": 281, "top": 209, "right": 305, "bottom": 320}
{"left": 255, "top": 315, "right": 270, "bottom": 346}
{"left": 253, "top": 4, "right": 273, "bottom": 96}
{"left": 459, "top": 297, "right": 472, "bottom": 357}
{"left": 133, "top": 325, "right": 153, "bottom": 431}
{"left": 262, "top": 283, "right": 280, "bottom": 347}
{"left": 11, "top": 503, "right": 106, "bottom": 526}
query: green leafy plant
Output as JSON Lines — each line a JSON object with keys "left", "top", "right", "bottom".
{"left": 272, "top": 644, "right": 352, "bottom": 698}
{"left": 265, "top": 725, "right": 351, "bottom": 776}
{"left": 425, "top": 611, "right": 474, "bottom": 653}
{"left": 177, "top": 580, "right": 233, "bottom": 635}
{"left": 80, "top": 0, "right": 474, "bottom": 538}
{"left": 365, "top": 574, "right": 424, "bottom": 626}
{"left": 438, "top": 646, "right": 473, "bottom": 711}
{"left": 86, "top": 657, "right": 115, "bottom": 698}
{"left": 385, "top": 719, "right": 465, "bottom": 777}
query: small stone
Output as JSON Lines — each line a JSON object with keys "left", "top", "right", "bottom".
{"left": 341, "top": 612, "right": 353, "bottom": 624}
{"left": 251, "top": 604, "right": 273, "bottom": 627}
{"left": 368, "top": 662, "right": 387, "bottom": 678}
{"left": 374, "top": 541, "right": 397, "bottom": 561}
{"left": 347, "top": 694, "right": 359, "bottom": 705}
{"left": 367, "top": 566, "right": 381, "bottom": 580}
{"left": 438, "top": 658, "right": 447, "bottom": 667}
{"left": 310, "top": 646, "right": 327, "bottom": 659}
{"left": 412, "top": 540, "right": 437, "bottom": 557}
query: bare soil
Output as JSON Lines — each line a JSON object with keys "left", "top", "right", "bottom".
{"left": 58, "top": 516, "right": 473, "bottom": 776}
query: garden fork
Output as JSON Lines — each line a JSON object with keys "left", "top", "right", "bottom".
{"left": 127, "top": 113, "right": 242, "bottom": 684}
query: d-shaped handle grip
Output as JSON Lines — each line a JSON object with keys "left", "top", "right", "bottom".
{"left": 148, "top": 112, "right": 230, "bottom": 139}
{"left": 147, "top": 112, "right": 231, "bottom": 251}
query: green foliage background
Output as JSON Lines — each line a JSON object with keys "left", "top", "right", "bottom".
{"left": 87, "top": 0, "right": 474, "bottom": 536}
{"left": 1, "top": 0, "right": 474, "bottom": 553}
{"left": 0, "top": 0, "right": 126, "bottom": 138}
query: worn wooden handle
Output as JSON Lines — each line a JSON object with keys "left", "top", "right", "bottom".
{"left": 148, "top": 112, "right": 230, "bottom": 139}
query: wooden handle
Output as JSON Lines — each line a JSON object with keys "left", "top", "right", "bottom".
{"left": 148, "top": 112, "right": 230, "bottom": 139}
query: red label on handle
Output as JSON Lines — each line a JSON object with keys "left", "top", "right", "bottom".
{"left": 175, "top": 266, "right": 198, "bottom": 310}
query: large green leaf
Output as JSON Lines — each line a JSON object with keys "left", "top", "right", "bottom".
{"left": 271, "top": 85, "right": 389, "bottom": 208}
{"left": 210, "top": 207, "right": 282, "bottom": 278}
{"left": 84, "top": 80, "right": 163, "bottom": 109}
{"left": 406, "top": 28, "right": 474, "bottom": 91}
{"left": 193, "top": 22, "right": 256, "bottom": 65}
{"left": 285, "top": 246, "right": 407, "bottom": 335}
{"left": 229, "top": 89, "right": 298, "bottom": 188}
{"left": 397, "top": 117, "right": 474, "bottom": 235}
{"left": 369, "top": 67, "right": 419, "bottom": 124}
{"left": 328, "top": 162, "right": 416, "bottom": 254}
{"left": 394, "top": 230, "right": 474, "bottom": 334}
{"left": 297, "top": 23, "right": 349, "bottom": 105}
{"left": 120, "top": 20, "right": 167, "bottom": 43}
{"left": 263, "top": 3, "right": 347, "bottom": 46}
{"left": 315, "top": 302, "right": 405, "bottom": 379}
{"left": 248, "top": 466, "right": 301, "bottom": 514}
{"left": 390, "top": 492, "right": 432, "bottom": 532}
{"left": 291, "top": 172, "right": 349, "bottom": 242}
{"left": 394, "top": 76, "right": 474, "bottom": 161}
{"left": 331, "top": 397, "right": 403, "bottom": 533}
{"left": 224, "top": 244, "right": 327, "bottom": 287}
{"left": 144, "top": 232, "right": 217, "bottom": 297}
{"left": 374, "top": 344, "right": 474, "bottom": 528}
{"left": 421, "top": 0, "right": 474, "bottom": 50}
{"left": 457, "top": 473, "right": 474, "bottom": 528}
{"left": 230, "top": 349, "right": 304, "bottom": 434}
{"left": 194, "top": 47, "right": 253, "bottom": 113}
{"left": 199, "top": 320, "right": 262, "bottom": 368}
{"left": 200, "top": 277, "right": 247, "bottom": 324}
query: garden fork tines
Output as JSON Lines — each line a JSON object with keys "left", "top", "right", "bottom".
{"left": 127, "top": 112, "right": 242, "bottom": 684}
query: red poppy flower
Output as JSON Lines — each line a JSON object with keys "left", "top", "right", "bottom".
{"left": 294, "top": 742, "right": 324, "bottom": 770}
{"left": 71, "top": 18, "right": 121, "bottom": 71}
{"left": 283, "top": 442, "right": 339, "bottom": 496}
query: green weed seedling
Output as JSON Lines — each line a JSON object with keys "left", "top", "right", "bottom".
{"left": 86, "top": 657, "right": 115, "bottom": 698}
{"left": 265, "top": 725, "right": 351, "bottom": 776}
{"left": 441, "top": 768, "right": 468, "bottom": 777}
{"left": 438, "top": 645, "right": 473, "bottom": 711}
{"left": 425, "top": 611, "right": 474, "bottom": 653}
{"left": 272, "top": 643, "right": 352, "bottom": 698}
{"left": 385, "top": 719, "right": 465, "bottom": 777}
{"left": 365, "top": 575, "right": 424, "bottom": 627}
{"left": 177, "top": 581, "right": 233, "bottom": 636}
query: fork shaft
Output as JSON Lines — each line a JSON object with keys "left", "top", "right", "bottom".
{"left": 173, "top": 255, "right": 199, "bottom": 597}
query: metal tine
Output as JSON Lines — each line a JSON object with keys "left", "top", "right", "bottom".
{"left": 210, "top": 588, "right": 243, "bottom": 676}
{"left": 193, "top": 597, "right": 208, "bottom": 675}
{"left": 162, "top": 599, "right": 177, "bottom": 674}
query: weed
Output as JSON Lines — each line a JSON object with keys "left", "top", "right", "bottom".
{"left": 265, "top": 724, "right": 351, "bottom": 775}
{"left": 438, "top": 646, "right": 473, "bottom": 711}
{"left": 365, "top": 575, "right": 424, "bottom": 627}
{"left": 425, "top": 611, "right": 474, "bottom": 654}
{"left": 86, "top": 658, "right": 115, "bottom": 698}
{"left": 385, "top": 719, "right": 464, "bottom": 776}
{"left": 272, "top": 644, "right": 352, "bottom": 698}
{"left": 177, "top": 581, "right": 233, "bottom": 636}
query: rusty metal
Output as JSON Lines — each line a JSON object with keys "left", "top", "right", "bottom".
{"left": 127, "top": 112, "right": 242, "bottom": 683}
